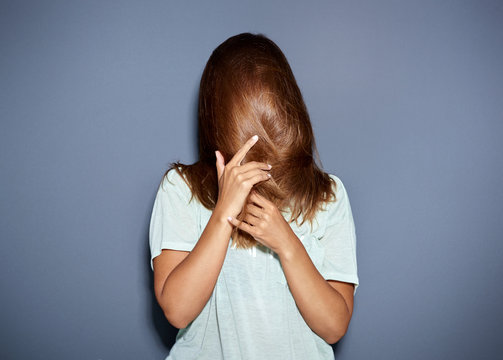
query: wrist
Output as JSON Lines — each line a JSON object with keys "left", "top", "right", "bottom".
{"left": 212, "top": 204, "right": 234, "bottom": 228}
{"left": 277, "top": 232, "right": 303, "bottom": 263}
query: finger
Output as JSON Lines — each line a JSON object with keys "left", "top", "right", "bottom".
{"left": 245, "top": 203, "right": 263, "bottom": 218}
{"left": 241, "top": 166, "right": 271, "bottom": 179}
{"left": 249, "top": 191, "right": 270, "bottom": 208}
{"left": 238, "top": 161, "right": 272, "bottom": 173}
{"left": 228, "top": 135, "right": 259, "bottom": 167}
{"left": 227, "top": 216, "right": 256, "bottom": 235}
{"left": 242, "top": 171, "right": 271, "bottom": 188}
{"left": 243, "top": 213, "right": 258, "bottom": 226}
{"left": 215, "top": 150, "right": 225, "bottom": 180}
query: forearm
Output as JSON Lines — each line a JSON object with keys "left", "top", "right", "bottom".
{"left": 278, "top": 235, "right": 351, "bottom": 344}
{"left": 160, "top": 206, "right": 232, "bottom": 328}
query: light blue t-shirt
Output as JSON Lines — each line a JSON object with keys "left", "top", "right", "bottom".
{"left": 149, "top": 168, "right": 359, "bottom": 360}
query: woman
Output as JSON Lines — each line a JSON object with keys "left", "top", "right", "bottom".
{"left": 149, "top": 32, "right": 359, "bottom": 359}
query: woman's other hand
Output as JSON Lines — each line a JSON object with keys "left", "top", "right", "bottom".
{"left": 227, "top": 190, "right": 297, "bottom": 255}
{"left": 215, "top": 135, "right": 272, "bottom": 219}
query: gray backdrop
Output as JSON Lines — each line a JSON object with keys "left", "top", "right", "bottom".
{"left": 1, "top": 0, "right": 502, "bottom": 359}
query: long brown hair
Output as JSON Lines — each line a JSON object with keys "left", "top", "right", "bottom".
{"left": 164, "top": 32, "right": 337, "bottom": 249}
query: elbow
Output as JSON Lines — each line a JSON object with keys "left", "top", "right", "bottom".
{"left": 324, "top": 308, "right": 353, "bottom": 344}
{"left": 163, "top": 308, "right": 190, "bottom": 329}
{"left": 159, "top": 296, "right": 190, "bottom": 329}
{"left": 324, "top": 323, "right": 349, "bottom": 345}
{"left": 325, "top": 331, "right": 345, "bottom": 345}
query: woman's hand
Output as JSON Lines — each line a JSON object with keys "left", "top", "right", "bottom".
{"left": 227, "top": 190, "right": 297, "bottom": 255}
{"left": 215, "top": 135, "right": 272, "bottom": 219}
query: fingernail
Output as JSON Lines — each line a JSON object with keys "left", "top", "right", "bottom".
{"left": 268, "top": 164, "right": 272, "bottom": 169}
{"left": 227, "top": 216, "right": 233, "bottom": 222}
{"left": 267, "top": 173, "right": 271, "bottom": 178}
{"left": 252, "top": 135, "right": 258, "bottom": 141}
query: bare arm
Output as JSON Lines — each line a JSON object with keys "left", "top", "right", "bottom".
{"left": 278, "top": 237, "right": 354, "bottom": 344}
{"left": 153, "top": 206, "right": 233, "bottom": 329}
{"left": 152, "top": 135, "right": 272, "bottom": 328}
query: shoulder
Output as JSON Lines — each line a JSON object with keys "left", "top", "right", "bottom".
{"left": 326, "top": 173, "right": 350, "bottom": 206}
{"left": 312, "top": 174, "right": 356, "bottom": 240}
{"left": 318, "top": 173, "right": 353, "bottom": 224}
{"left": 159, "top": 167, "right": 195, "bottom": 202}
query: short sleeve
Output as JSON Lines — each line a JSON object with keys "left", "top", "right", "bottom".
{"left": 318, "top": 174, "right": 359, "bottom": 295}
{"left": 149, "top": 168, "right": 199, "bottom": 271}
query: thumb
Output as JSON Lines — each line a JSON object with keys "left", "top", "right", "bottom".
{"left": 215, "top": 150, "right": 225, "bottom": 179}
